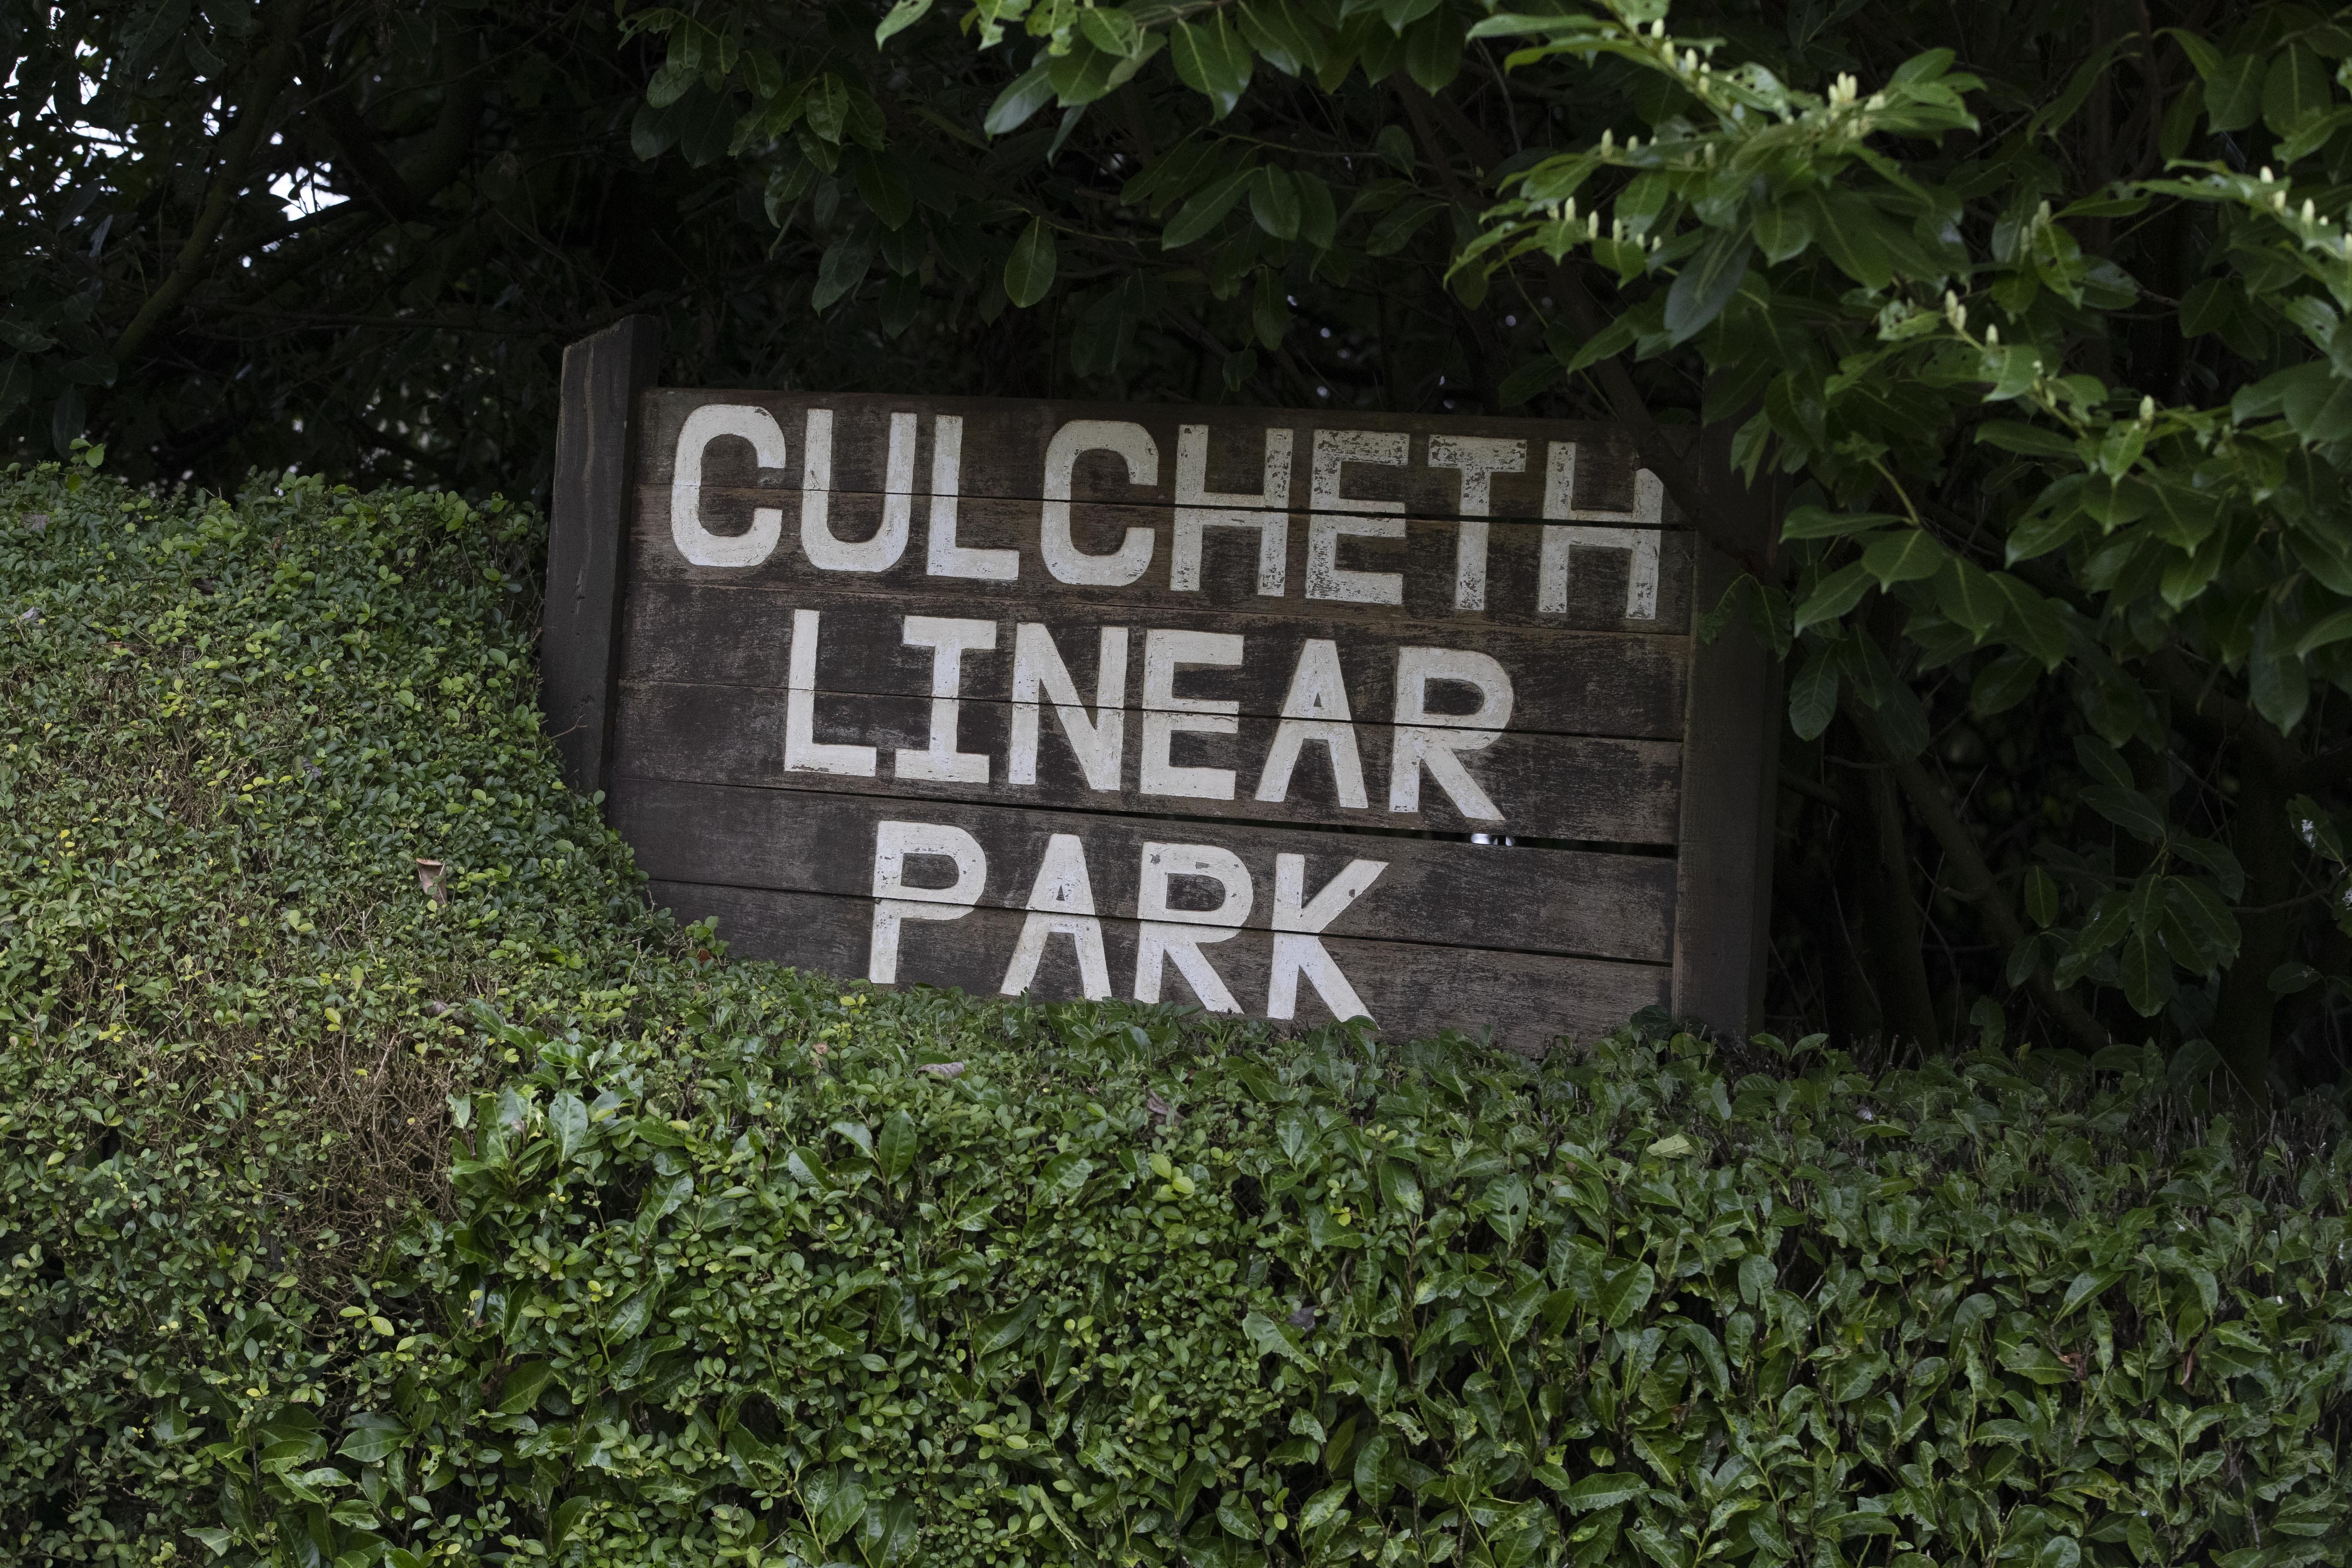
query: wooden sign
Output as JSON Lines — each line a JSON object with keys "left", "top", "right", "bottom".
{"left": 544, "top": 318, "right": 1778, "bottom": 1050}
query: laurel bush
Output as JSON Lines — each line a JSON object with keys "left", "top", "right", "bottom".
{"left": 3, "top": 463, "right": 2349, "bottom": 1568}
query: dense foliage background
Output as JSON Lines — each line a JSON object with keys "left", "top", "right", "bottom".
{"left": 12, "top": 0, "right": 2352, "bottom": 1093}
{"left": 6, "top": 464, "right": 2349, "bottom": 1568}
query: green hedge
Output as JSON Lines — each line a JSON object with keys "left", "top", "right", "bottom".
{"left": 4, "top": 464, "right": 2350, "bottom": 1568}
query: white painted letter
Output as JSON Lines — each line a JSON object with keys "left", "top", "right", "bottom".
{"left": 927, "top": 414, "right": 1020, "bottom": 581}
{"left": 867, "top": 820, "right": 987, "bottom": 983}
{"left": 1172, "top": 424, "right": 1291, "bottom": 595}
{"left": 1537, "top": 441, "right": 1663, "bottom": 620}
{"left": 671, "top": 404, "right": 787, "bottom": 567}
{"left": 1041, "top": 420, "right": 1158, "bottom": 585}
{"left": 1009, "top": 624, "right": 1128, "bottom": 791}
{"left": 1133, "top": 842, "right": 1252, "bottom": 1011}
{"left": 1306, "top": 429, "right": 1407, "bottom": 605}
{"left": 1266, "top": 854, "right": 1385, "bottom": 1022}
{"left": 1426, "top": 434, "right": 1526, "bottom": 611}
{"left": 1388, "top": 646, "right": 1513, "bottom": 822}
{"left": 999, "top": 833, "right": 1112, "bottom": 999}
{"left": 895, "top": 616, "right": 996, "bottom": 783}
{"left": 1140, "top": 629, "right": 1243, "bottom": 801}
{"left": 1253, "top": 638, "right": 1367, "bottom": 808}
{"left": 784, "top": 609, "right": 877, "bottom": 777}
{"left": 799, "top": 408, "right": 913, "bottom": 573}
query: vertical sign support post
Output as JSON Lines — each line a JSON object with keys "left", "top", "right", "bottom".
{"left": 1669, "top": 429, "right": 1782, "bottom": 1037}
{"left": 544, "top": 314, "right": 664, "bottom": 799}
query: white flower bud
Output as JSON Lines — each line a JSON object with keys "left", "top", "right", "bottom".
{"left": 2139, "top": 395, "right": 2155, "bottom": 424}
{"left": 2305, "top": 198, "right": 2318, "bottom": 223}
{"left": 1601, "top": 128, "right": 1614, "bottom": 152}
{"left": 1987, "top": 325, "right": 2000, "bottom": 345}
{"left": 2260, "top": 166, "right": 2275, "bottom": 184}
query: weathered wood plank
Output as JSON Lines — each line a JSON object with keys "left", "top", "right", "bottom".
{"left": 543, "top": 315, "right": 661, "bottom": 795}
{"left": 612, "top": 779, "right": 1677, "bottom": 962}
{"left": 635, "top": 389, "right": 1683, "bottom": 528}
{"left": 616, "top": 583, "right": 1688, "bottom": 741}
{"left": 630, "top": 487, "right": 1694, "bottom": 634}
{"left": 610, "top": 679, "right": 1684, "bottom": 843}
{"left": 647, "top": 879, "right": 1670, "bottom": 1052}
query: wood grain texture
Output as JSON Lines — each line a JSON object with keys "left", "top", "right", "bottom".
{"left": 612, "top": 779, "right": 1677, "bottom": 961}
{"left": 648, "top": 879, "right": 1670, "bottom": 1052}
{"left": 618, "top": 583, "right": 1687, "bottom": 740}
{"left": 544, "top": 315, "right": 662, "bottom": 796}
{"left": 610, "top": 679, "right": 1685, "bottom": 843}
{"left": 637, "top": 389, "right": 1683, "bottom": 525}
{"left": 630, "top": 488, "right": 1694, "bottom": 635}
{"left": 548, "top": 353, "right": 1780, "bottom": 1047}
{"left": 1668, "top": 429, "right": 1785, "bottom": 1036}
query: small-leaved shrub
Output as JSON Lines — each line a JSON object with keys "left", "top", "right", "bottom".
{"left": 3, "top": 464, "right": 2349, "bottom": 1568}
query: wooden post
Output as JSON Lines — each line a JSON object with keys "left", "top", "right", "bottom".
{"left": 543, "top": 315, "right": 662, "bottom": 799}
{"left": 1669, "top": 432, "right": 1783, "bottom": 1038}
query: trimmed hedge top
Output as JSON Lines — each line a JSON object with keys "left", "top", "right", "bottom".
{"left": 3, "top": 464, "right": 2351, "bottom": 1568}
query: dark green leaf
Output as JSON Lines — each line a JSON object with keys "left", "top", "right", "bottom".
{"left": 1165, "top": 166, "right": 1259, "bottom": 248}
{"left": 1004, "top": 219, "right": 1058, "bottom": 309}
{"left": 1752, "top": 202, "right": 1815, "bottom": 264}
{"left": 1975, "top": 421, "right": 2077, "bottom": 457}
{"left": 1596, "top": 1261, "right": 1654, "bottom": 1327}
{"left": 1788, "top": 646, "right": 1840, "bottom": 741}
{"left": 1377, "top": 1160, "right": 1422, "bottom": 1216}
{"left": 2205, "top": 54, "right": 2266, "bottom": 132}
{"left": 877, "top": 1108, "right": 919, "bottom": 1181}
{"left": 2081, "top": 784, "right": 2165, "bottom": 843}
{"left": 2264, "top": 47, "right": 2330, "bottom": 137}
{"left": 1250, "top": 166, "right": 1302, "bottom": 240}
{"left": 1243, "top": 1309, "right": 1317, "bottom": 1366}
{"left": 1403, "top": 9, "right": 1466, "bottom": 93}
{"left": 2073, "top": 732, "right": 2132, "bottom": 790}
{"left": 496, "top": 1361, "right": 555, "bottom": 1415}
{"left": 984, "top": 63, "right": 1055, "bottom": 135}
{"left": 1861, "top": 530, "right": 1948, "bottom": 588}
{"left": 1171, "top": 15, "right": 1254, "bottom": 118}
{"left": 549, "top": 1091, "right": 588, "bottom": 1161}
{"left": 2249, "top": 606, "right": 2310, "bottom": 734}
{"left": 1498, "top": 356, "right": 1564, "bottom": 407}
{"left": 1565, "top": 1472, "right": 1648, "bottom": 1511}
{"left": 336, "top": 1414, "right": 407, "bottom": 1464}
{"left": 1936, "top": 557, "right": 2003, "bottom": 640}
{"left": 1792, "top": 562, "right": 1873, "bottom": 633}
{"left": 1971, "top": 649, "right": 2042, "bottom": 716}
{"left": 874, "top": 0, "right": 935, "bottom": 48}
{"left": 1665, "top": 231, "right": 1753, "bottom": 346}
{"left": 977, "top": 1296, "right": 1043, "bottom": 1355}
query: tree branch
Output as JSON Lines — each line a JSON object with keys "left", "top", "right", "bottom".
{"left": 110, "top": 1, "right": 309, "bottom": 366}
{"left": 1845, "top": 697, "right": 2113, "bottom": 1054}
{"left": 304, "top": 49, "right": 435, "bottom": 224}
